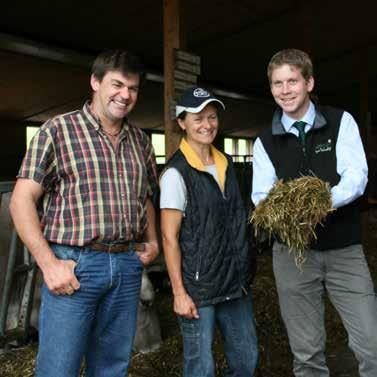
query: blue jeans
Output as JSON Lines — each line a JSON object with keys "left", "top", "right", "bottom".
{"left": 35, "top": 244, "right": 143, "bottom": 377}
{"left": 178, "top": 294, "right": 258, "bottom": 377}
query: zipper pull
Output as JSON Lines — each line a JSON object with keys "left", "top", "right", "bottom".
{"left": 195, "top": 271, "right": 199, "bottom": 281}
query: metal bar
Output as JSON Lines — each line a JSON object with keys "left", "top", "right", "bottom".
{"left": 17, "top": 248, "right": 37, "bottom": 336}
{"left": 0, "top": 181, "right": 15, "bottom": 194}
{"left": 23, "top": 244, "right": 31, "bottom": 265}
{"left": 0, "top": 229, "right": 18, "bottom": 336}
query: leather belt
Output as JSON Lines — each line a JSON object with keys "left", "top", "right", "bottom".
{"left": 89, "top": 241, "right": 145, "bottom": 253}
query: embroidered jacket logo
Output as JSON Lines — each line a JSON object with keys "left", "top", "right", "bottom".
{"left": 315, "top": 139, "right": 332, "bottom": 154}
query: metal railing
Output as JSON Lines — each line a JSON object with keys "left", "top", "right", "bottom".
{"left": 0, "top": 181, "right": 38, "bottom": 348}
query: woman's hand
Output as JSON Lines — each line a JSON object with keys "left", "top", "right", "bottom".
{"left": 174, "top": 292, "right": 199, "bottom": 319}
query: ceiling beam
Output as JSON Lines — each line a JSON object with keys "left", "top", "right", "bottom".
{"left": 0, "top": 32, "right": 163, "bottom": 83}
{"left": 0, "top": 32, "right": 262, "bottom": 104}
{"left": 192, "top": 6, "right": 297, "bottom": 49}
{"left": 0, "top": 32, "right": 91, "bottom": 68}
{"left": 19, "top": 97, "right": 85, "bottom": 122}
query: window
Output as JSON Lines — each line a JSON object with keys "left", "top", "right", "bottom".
{"left": 151, "top": 133, "right": 166, "bottom": 164}
{"left": 224, "top": 137, "right": 253, "bottom": 163}
{"left": 224, "top": 138, "right": 234, "bottom": 155}
{"left": 26, "top": 126, "right": 40, "bottom": 148}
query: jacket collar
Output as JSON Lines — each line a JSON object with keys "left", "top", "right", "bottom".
{"left": 179, "top": 137, "right": 228, "bottom": 192}
{"left": 271, "top": 105, "right": 327, "bottom": 136}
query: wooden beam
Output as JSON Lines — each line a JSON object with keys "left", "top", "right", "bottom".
{"left": 192, "top": 6, "right": 296, "bottom": 49}
{"left": 163, "top": 0, "right": 186, "bottom": 159}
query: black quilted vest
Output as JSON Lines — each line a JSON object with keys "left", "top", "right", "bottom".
{"left": 166, "top": 149, "right": 253, "bottom": 307}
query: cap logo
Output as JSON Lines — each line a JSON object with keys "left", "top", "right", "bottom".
{"left": 193, "top": 88, "right": 210, "bottom": 98}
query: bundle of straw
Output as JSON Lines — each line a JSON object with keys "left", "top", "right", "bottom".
{"left": 250, "top": 176, "right": 334, "bottom": 269}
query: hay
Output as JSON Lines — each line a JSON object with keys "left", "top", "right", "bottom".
{"left": 250, "top": 176, "right": 334, "bottom": 269}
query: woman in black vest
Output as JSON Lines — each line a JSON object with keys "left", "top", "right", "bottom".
{"left": 160, "top": 86, "right": 258, "bottom": 377}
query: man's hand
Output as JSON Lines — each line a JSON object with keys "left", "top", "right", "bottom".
{"left": 174, "top": 293, "right": 199, "bottom": 319}
{"left": 42, "top": 258, "right": 80, "bottom": 295}
{"left": 137, "top": 240, "right": 159, "bottom": 266}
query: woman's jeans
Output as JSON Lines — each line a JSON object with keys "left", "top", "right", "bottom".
{"left": 35, "top": 243, "right": 143, "bottom": 377}
{"left": 178, "top": 294, "right": 258, "bottom": 377}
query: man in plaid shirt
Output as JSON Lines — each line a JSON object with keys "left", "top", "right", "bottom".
{"left": 10, "top": 49, "right": 159, "bottom": 377}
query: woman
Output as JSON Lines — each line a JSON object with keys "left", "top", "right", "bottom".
{"left": 160, "top": 86, "right": 258, "bottom": 377}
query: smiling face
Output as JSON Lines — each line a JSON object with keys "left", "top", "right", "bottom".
{"left": 90, "top": 70, "right": 140, "bottom": 127}
{"left": 178, "top": 104, "right": 219, "bottom": 148}
{"left": 270, "top": 64, "right": 314, "bottom": 120}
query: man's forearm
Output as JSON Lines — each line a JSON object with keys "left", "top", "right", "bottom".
{"left": 252, "top": 138, "right": 277, "bottom": 205}
{"left": 10, "top": 196, "right": 56, "bottom": 270}
{"left": 9, "top": 180, "right": 56, "bottom": 270}
{"left": 10, "top": 179, "right": 80, "bottom": 294}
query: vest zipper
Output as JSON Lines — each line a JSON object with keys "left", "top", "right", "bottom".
{"left": 194, "top": 167, "right": 228, "bottom": 282}
{"left": 195, "top": 254, "right": 202, "bottom": 281}
{"left": 204, "top": 170, "right": 227, "bottom": 200}
{"left": 234, "top": 246, "right": 248, "bottom": 295}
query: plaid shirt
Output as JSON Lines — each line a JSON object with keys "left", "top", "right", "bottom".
{"left": 18, "top": 102, "right": 158, "bottom": 246}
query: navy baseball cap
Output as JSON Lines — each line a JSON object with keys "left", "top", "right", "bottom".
{"left": 176, "top": 87, "right": 225, "bottom": 117}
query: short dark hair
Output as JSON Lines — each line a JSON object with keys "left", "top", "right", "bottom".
{"left": 91, "top": 49, "right": 146, "bottom": 84}
{"left": 177, "top": 111, "right": 187, "bottom": 120}
{"left": 267, "top": 49, "right": 313, "bottom": 83}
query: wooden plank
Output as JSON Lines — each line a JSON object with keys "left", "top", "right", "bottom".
{"left": 163, "top": 0, "right": 186, "bottom": 159}
{"left": 174, "top": 69, "right": 197, "bottom": 84}
{"left": 174, "top": 49, "right": 201, "bottom": 65}
{"left": 175, "top": 60, "right": 200, "bottom": 75}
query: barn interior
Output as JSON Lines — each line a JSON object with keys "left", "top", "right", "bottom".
{"left": 1, "top": 1, "right": 377, "bottom": 376}
{"left": 1, "top": 0, "right": 377, "bottom": 176}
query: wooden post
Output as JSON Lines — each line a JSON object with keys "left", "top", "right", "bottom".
{"left": 163, "top": 0, "right": 185, "bottom": 159}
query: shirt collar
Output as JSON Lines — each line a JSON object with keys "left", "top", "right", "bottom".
{"left": 179, "top": 137, "right": 228, "bottom": 193}
{"left": 82, "top": 101, "right": 130, "bottom": 135}
{"left": 281, "top": 101, "right": 316, "bottom": 132}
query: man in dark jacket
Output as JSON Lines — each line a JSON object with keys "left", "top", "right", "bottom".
{"left": 252, "top": 48, "right": 377, "bottom": 377}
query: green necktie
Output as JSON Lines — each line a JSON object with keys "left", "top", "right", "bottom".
{"left": 293, "top": 121, "right": 306, "bottom": 147}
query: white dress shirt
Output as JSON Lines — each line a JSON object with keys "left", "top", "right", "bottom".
{"left": 252, "top": 102, "right": 368, "bottom": 209}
